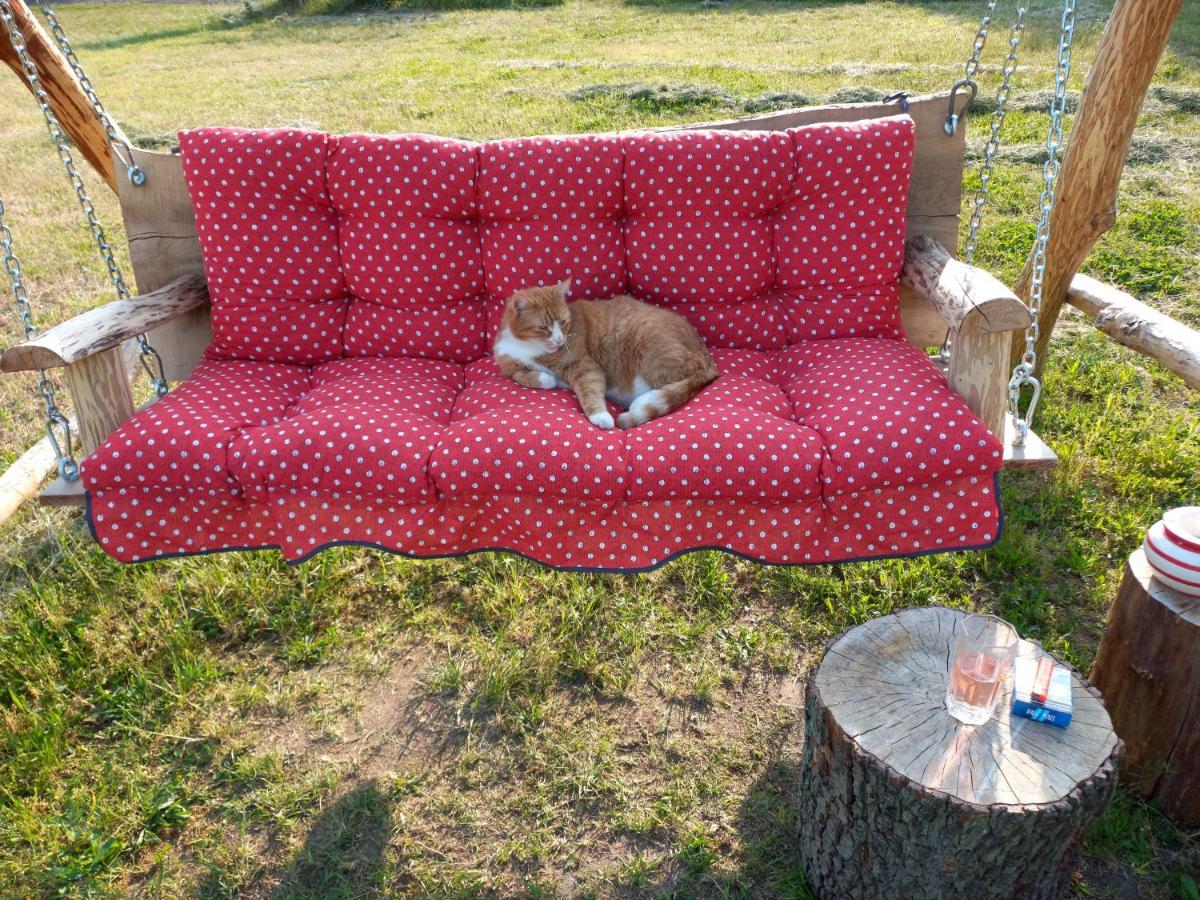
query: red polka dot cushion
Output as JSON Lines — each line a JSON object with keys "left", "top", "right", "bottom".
{"left": 82, "top": 115, "right": 1006, "bottom": 570}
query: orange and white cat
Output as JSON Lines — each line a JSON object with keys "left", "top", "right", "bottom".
{"left": 493, "top": 280, "right": 719, "bottom": 429}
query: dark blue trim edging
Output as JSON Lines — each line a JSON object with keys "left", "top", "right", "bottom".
{"left": 83, "top": 471, "right": 1005, "bottom": 575}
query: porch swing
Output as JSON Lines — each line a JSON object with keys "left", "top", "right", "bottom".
{"left": 0, "top": 0, "right": 1099, "bottom": 570}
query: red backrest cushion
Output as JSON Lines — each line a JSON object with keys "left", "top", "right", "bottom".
{"left": 179, "top": 115, "right": 914, "bottom": 365}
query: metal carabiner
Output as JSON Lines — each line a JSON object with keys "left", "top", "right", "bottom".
{"left": 944, "top": 79, "right": 979, "bottom": 135}
{"left": 1007, "top": 373, "right": 1041, "bottom": 448}
{"left": 45, "top": 412, "right": 79, "bottom": 481}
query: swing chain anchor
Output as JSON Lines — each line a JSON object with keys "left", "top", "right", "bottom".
{"left": 1009, "top": 0, "right": 1076, "bottom": 447}
{"left": 944, "top": 79, "right": 978, "bottom": 135}
{"left": 43, "top": 407, "right": 79, "bottom": 481}
{"left": 39, "top": 3, "right": 145, "bottom": 187}
{"left": 945, "top": 0, "right": 995, "bottom": 135}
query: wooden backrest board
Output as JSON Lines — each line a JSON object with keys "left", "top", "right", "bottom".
{"left": 117, "top": 91, "right": 966, "bottom": 382}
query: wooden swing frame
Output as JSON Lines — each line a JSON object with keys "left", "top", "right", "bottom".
{"left": 1, "top": 0, "right": 1194, "bottom": 516}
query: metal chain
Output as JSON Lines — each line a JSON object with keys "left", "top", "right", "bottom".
{"left": 0, "top": 195, "right": 79, "bottom": 481}
{"left": 38, "top": 3, "right": 145, "bottom": 187}
{"left": 938, "top": 2, "right": 1025, "bottom": 363}
{"left": 938, "top": 6, "right": 1027, "bottom": 364}
{"left": 945, "top": 0, "right": 997, "bottom": 135}
{"left": 1008, "top": 0, "right": 1076, "bottom": 447}
{"left": 963, "top": 7, "right": 1026, "bottom": 266}
{"left": 0, "top": 0, "right": 168, "bottom": 398}
{"left": 964, "top": 0, "right": 997, "bottom": 81}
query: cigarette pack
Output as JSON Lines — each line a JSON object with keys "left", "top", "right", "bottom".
{"left": 1011, "top": 654, "right": 1073, "bottom": 728}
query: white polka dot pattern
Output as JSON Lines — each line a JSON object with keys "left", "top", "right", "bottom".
{"left": 178, "top": 117, "right": 914, "bottom": 362}
{"left": 83, "top": 115, "right": 1006, "bottom": 570}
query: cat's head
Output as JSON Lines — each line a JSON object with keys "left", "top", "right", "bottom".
{"left": 503, "top": 279, "right": 571, "bottom": 352}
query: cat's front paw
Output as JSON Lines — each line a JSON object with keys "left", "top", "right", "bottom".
{"left": 588, "top": 411, "right": 615, "bottom": 430}
{"left": 534, "top": 371, "right": 556, "bottom": 389}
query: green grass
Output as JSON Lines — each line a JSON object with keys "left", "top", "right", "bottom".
{"left": 1, "top": 0, "right": 1199, "bottom": 894}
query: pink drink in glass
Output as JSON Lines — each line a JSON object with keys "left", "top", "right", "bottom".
{"left": 945, "top": 614, "right": 1019, "bottom": 725}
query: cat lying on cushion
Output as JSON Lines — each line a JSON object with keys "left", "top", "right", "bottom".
{"left": 494, "top": 280, "right": 719, "bottom": 430}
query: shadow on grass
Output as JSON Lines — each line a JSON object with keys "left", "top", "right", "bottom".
{"left": 270, "top": 780, "right": 393, "bottom": 899}
{"left": 252, "top": 0, "right": 562, "bottom": 17}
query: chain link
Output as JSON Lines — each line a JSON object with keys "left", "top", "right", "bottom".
{"left": 964, "top": 0, "right": 998, "bottom": 81}
{"left": 39, "top": 3, "right": 145, "bottom": 187}
{"left": 944, "top": 0, "right": 997, "bottom": 135}
{"left": 0, "top": 0, "right": 168, "bottom": 398}
{"left": 0, "top": 195, "right": 79, "bottom": 481}
{"left": 1008, "top": 0, "right": 1076, "bottom": 447}
{"left": 963, "top": 7, "right": 1026, "bottom": 266}
{"left": 939, "top": 2, "right": 1024, "bottom": 363}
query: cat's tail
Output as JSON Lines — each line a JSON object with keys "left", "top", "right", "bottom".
{"left": 616, "top": 363, "right": 719, "bottom": 429}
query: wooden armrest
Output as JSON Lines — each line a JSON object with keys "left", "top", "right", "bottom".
{"left": 0, "top": 274, "right": 208, "bottom": 373}
{"left": 901, "top": 235, "right": 1031, "bottom": 334}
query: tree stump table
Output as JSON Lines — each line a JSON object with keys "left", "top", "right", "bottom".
{"left": 1091, "top": 548, "right": 1200, "bottom": 824}
{"left": 798, "top": 606, "right": 1122, "bottom": 900}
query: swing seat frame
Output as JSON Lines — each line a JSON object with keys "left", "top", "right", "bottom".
{"left": 0, "top": 92, "right": 1056, "bottom": 568}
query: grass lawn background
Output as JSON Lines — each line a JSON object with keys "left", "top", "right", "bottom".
{"left": 1, "top": 0, "right": 1199, "bottom": 894}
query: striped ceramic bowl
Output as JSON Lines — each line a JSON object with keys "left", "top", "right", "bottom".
{"left": 1144, "top": 506, "right": 1200, "bottom": 598}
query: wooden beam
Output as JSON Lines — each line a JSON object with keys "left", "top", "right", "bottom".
{"left": 62, "top": 347, "right": 134, "bottom": 456}
{"left": 0, "top": 0, "right": 122, "bottom": 191}
{"left": 1067, "top": 274, "right": 1200, "bottom": 390}
{"left": 0, "top": 418, "right": 76, "bottom": 524}
{"left": 1012, "top": 0, "right": 1185, "bottom": 373}
{"left": 0, "top": 274, "right": 209, "bottom": 372}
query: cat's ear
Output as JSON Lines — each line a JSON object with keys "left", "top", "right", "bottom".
{"left": 554, "top": 278, "right": 572, "bottom": 302}
{"left": 512, "top": 295, "right": 529, "bottom": 313}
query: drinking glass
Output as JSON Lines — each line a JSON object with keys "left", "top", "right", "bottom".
{"left": 945, "top": 613, "right": 1019, "bottom": 725}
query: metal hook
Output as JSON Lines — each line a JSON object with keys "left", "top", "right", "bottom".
{"left": 45, "top": 412, "right": 79, "bottom": 481}
{"left": 1007, "top": 373, "right": 1041, "bottom": 448}
{"left": 883, "top": 91, "right": 911, "bottom": 114}
{"left": 944, "top": 79, "right": 978, "bottom": 135}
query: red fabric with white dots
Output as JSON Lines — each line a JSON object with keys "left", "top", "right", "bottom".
{"left": 84, "top": 116, "right": 1006, "bottom": 569}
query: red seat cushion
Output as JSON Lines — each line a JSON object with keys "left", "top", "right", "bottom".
{"left": 229, "top": 357, "right": 463, "bottom": 501}
{"left": 82, "top": 358, "right": 310, "bottom": 493}
{"left": 431, "top": 361, "right": 628, "bottom": 501}
{"left": 777, "top": 338, "right": 1004, "bottom": 496}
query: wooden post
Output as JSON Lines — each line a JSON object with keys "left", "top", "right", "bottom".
{"left": 901, "top": 235, "right": 1031, "bottom": 439}
{"left": 1011, "top": 0, "right": 1184, "bottom": 374}
{"left": 1090, "top": 549, "right": 1200, "bottom": 824}
{"left": 0, "top": 0, "right": 121, "bottom": 191}
{"left": 798, "top": 607, "right": 1122, "bottom": 899}
{"left": 61, "top": 347, "right": 134, "bottom": 455}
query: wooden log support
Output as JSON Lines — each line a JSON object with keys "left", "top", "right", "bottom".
{"left": 0, "top": 0, "right": 122, "bottom": 191}
{"left": 1013, "top": 0, "right": 1185, "bottom": 373}
{"left": 902, "top": 235, "right": 1031, "bottom": 438}
{"left": 1067, "top": 274, "right": 1200, "bottom": 390}
{"left": 0, "top": 420, "right": 76, "bottom": 522}
{"left": 1090, "top": 549, "right": 1200, "bottom": 824}
{"left": 798, "top": 606, "right": 1122, "bottom": 899}
{"left": 0, "top": 274, "right": 208, "bottom": 373}
{"left": 61, "top": 346, "right": 134, "bottom": 455}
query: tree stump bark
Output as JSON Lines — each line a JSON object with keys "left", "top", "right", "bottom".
{"left": 1091, "top": 549, "right": 1200, "bottom": 824}
{"left": 798, "top": 606, "right": 1122, "bottom": 900}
